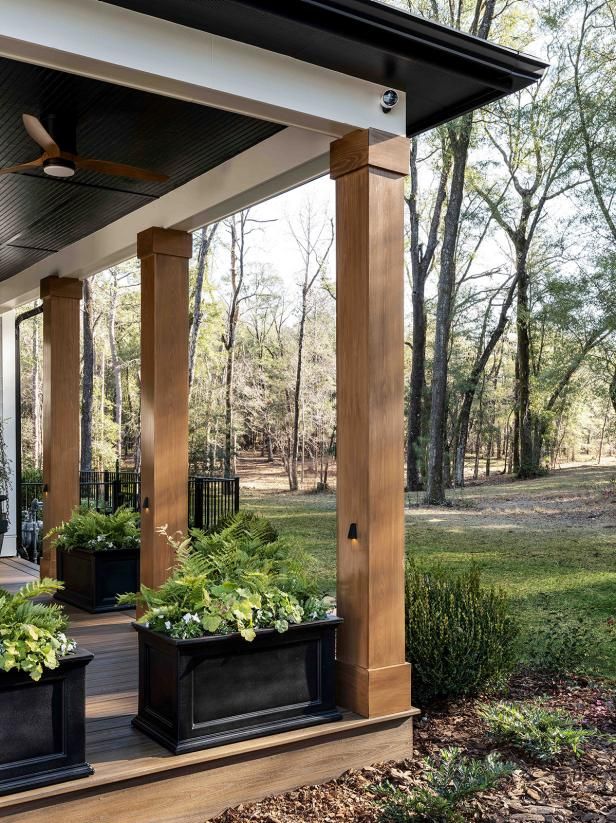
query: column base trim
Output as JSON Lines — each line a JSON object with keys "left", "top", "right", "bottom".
{"left": 336, "top": 660, "right": 414, "bottom": 718}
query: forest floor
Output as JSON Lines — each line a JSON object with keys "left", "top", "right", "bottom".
{"left": 210, "top": 671, "right": 616, "bottom": 822}
{"left": 241, "top": 457, "right": 616, "bottom": 675}
{"left": 205, "top": 460, "right": 616, "bottom": 822}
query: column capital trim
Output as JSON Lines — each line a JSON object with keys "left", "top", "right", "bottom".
{"left": 137, "top": 227, "right": 193, "bottom": 260}
{"left": 40, "top": 275, "right": 83, "bottom": 301}
{"left": 330, "top": 129, "right": 409, "bottom": 180}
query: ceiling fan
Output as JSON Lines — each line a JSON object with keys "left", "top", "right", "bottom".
{"left": 0, "top": 114, "right": 169, "bottom": 183}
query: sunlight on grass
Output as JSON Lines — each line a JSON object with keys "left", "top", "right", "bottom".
{"left": 243, "top": 473, "right": 616, "bottom": 678}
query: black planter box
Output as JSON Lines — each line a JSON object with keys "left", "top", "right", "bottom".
{"left": 132, "top": 616, "right": 343, "bottom": 754}
{"left": 56, "top": 546, "right": 139, "bottom": 613}
{"left": 0, "top": 648, "right": 93, "bottom": 796}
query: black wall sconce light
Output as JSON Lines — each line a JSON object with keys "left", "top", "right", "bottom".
{"left": 143, "top": 496, "right": 150, "bottom": 512}
{"left": 347, "top": 522, "right": 358, "bottom": 541}
{"left": 43, "top": 484, "right": 49, "bottom": 498}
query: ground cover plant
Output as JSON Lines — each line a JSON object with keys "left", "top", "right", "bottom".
{"left": 375, "top": 748, "right": 515, "bottom": 822}
{"left": 121, "top": 511, "right": 329, "bottom": 640}
{"left": 211, "top": 671, "right": 616, "bottom": 822}
{"left": 47, "top": 506, "right": 140, "bottom": 552}
{"left": 479, "top": 700, "right": 602, "bottom": 762}
{"left": 0, "top": 579, "right": 76, "bottom": 680}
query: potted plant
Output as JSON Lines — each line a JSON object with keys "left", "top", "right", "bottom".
{"left": 122, "top": 512, "right": 342, "bottom": 754}
{"left": 48, "top": 507, "right": 140, "bottom": 613}
{"left": 0, "top": 579, "right": 93, "bottom": 795}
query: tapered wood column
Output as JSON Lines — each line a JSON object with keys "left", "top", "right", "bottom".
{"left": 139, "top": 227, "right": 192, "bottom": 591}
{"left": 40, "top": 275, "right": 83, "bottom": 578}
{"left": 332, "top": 129, "right": 411, "bottom": 717}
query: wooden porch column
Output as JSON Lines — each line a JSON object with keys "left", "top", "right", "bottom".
{"left": 138, "top": 227, "right": 192, "bottom": 590}
{"left": 40, "top": 275, "right": 83, "bottom": 578}
{"left": 332, "top": 129, "right": 411, "bottom": 718}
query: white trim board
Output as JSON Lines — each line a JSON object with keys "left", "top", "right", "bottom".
{"left": 0, "top": 127, "right": 333, "bottom": 310}
{"left": 0, "top": 0, "right": 406, "bottom": 138}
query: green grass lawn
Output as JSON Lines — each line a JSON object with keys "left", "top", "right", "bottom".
{"left": 243, "top": 465, "right": 616, "bottom": 678}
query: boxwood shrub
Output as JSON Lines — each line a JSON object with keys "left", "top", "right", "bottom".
{"left": 405, "top": 560, "right": 519, "bottom": 705}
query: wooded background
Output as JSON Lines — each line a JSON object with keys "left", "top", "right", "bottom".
{"left": 17, "top": 0, "right": 616, "bottom": 503}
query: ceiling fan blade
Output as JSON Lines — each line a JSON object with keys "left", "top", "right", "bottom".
{"left": 22, "top": 115, "right": 59, "bottom": 155}
{"left": 0, "top": 156, "right": 44, "bottom": 175}
{"left": 70, "top": 155, "right": 168, "bottom": 183}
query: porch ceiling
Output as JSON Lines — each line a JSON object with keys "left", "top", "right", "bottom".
{"left": 104, "top": 0, "right": 548, "bottom": 136}
{"left": 0, "top": 55, "right": 283, "bottom": 283}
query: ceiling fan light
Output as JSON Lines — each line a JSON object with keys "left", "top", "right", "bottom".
{"left": 43, "top": 157, "right": 75, "bottom": 178}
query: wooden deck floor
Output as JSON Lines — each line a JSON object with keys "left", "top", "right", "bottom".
{"left": 0, "top": 557, "right": 415, "bottom": 823}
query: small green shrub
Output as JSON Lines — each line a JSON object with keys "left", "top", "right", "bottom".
{"left": 21, "top": 467, "right": 43, "bottom": 484}
{"left": 120, "top": 512, "right": 329, "bottom": 641}
{"left": 479, "top": 700, "right": 596, "bottom": 761}
{"left": 0, "top": 579, "right": 76, "bottom": 680}
{"left": 405, "top": 561, "right": 519, "bottom": 704}
{"left": 47, "top": 506, "right": 140, "bottom": 552}
{"left": 376, "top": 748, "right": 515, "bottom": 822}
{"left": 525, "top": 613, "right": 604, "bottom": 675}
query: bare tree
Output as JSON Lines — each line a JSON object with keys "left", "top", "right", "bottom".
{"left": 81, "top": 278, "right": 96, "bottom": 472}
{"left": 287, "top": 204, "right": 334, "bottom": 491}
{"left": 108, "top": 268, "right": 123, "bottom": 461}
{"left": 189, "top": 223, "right": 219, "bottom": 392}
{"left": 221, "top": 211, "right": 272, "bottom": 475}
{"left": 405, "top": 134, "right": 451, "bottom": 490}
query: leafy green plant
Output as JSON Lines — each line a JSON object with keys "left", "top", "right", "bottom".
{"left": 376, "top": 748, "right": 515, "bottom": 822}
{"left": 525, "top": 613, "right": 604, "bottom": 675}
{"left": 479, "top": 700, "right": 597, "bottom": 761}
{"left": 0, "top": 579, "right": 76, "bottom": 681}
{"left": 405, "top": 560, "right": 519, "bottom": 704}
{"left": 119, "top": 511, "right": 329, "bottom": 641}
{"left": 20, "top": 466, "right": 42, "bottom": 484}
{"left": 47, "top": 506, "right": 140, "bottom": 552}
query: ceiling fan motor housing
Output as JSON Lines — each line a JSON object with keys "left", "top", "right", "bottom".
{"left": 41, "top": 112, "right": 77, "bottom": 156}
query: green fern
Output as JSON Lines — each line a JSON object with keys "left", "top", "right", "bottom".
{"left": 47, "top": 506, "right": 140, "bottom": 552}
{"left": 123, "top": 512, "right": 329, "bottom": 641}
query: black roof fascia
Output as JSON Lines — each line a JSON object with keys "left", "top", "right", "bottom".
{"left": 100, "top": 0, "right": 549, "bottom": 136}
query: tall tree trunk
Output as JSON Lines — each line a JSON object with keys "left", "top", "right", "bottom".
{"left": 108, "top": 270, "right": 123, "bottom": 462}
{"left": 224, "top": 221, "right": 238, "bottom": 477}
{"left": 189, "top": 224, "right": 218, "bottom": 392}
{"left": 453, "top": 276, "right": 517, "bottom": 487}
{"left": 424, "top": 119, "right": 472, "bottom": 504}
{"left": 405, "top": 136, "right": 450, "bottom": 491}
{"left": 289, "top": 300, "right": 306, "bottom": 492}
{"left": 516, "top": 253, "right": 535, "bottom": 477}
{"left": 81, "top": 279, "right": 95, "bottom": 472}
{"left": 32, "top": 317, "right": 42, "bottom": 471}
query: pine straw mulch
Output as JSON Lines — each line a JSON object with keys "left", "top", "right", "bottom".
{"left": 209, "top": 673, "right": 616, "bottom": 823}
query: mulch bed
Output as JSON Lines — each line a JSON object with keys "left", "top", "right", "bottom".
{"left": 209, "top": 674, "right": 616, "bottom": 823}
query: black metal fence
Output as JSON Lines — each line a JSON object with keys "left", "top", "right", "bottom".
{"left": 20, "top": 470, "right": 239, "bottom": 531}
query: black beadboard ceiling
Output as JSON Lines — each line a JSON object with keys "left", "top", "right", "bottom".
{"left": 0, "top": 56, "right": 284, "bottom": 282}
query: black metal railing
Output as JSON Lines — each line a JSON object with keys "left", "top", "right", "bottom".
{"left": 19, "top": 469, "right": 240, "bottom": 555}
{"left": 188, "top": 476, "right": 241, "bottom": 532}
